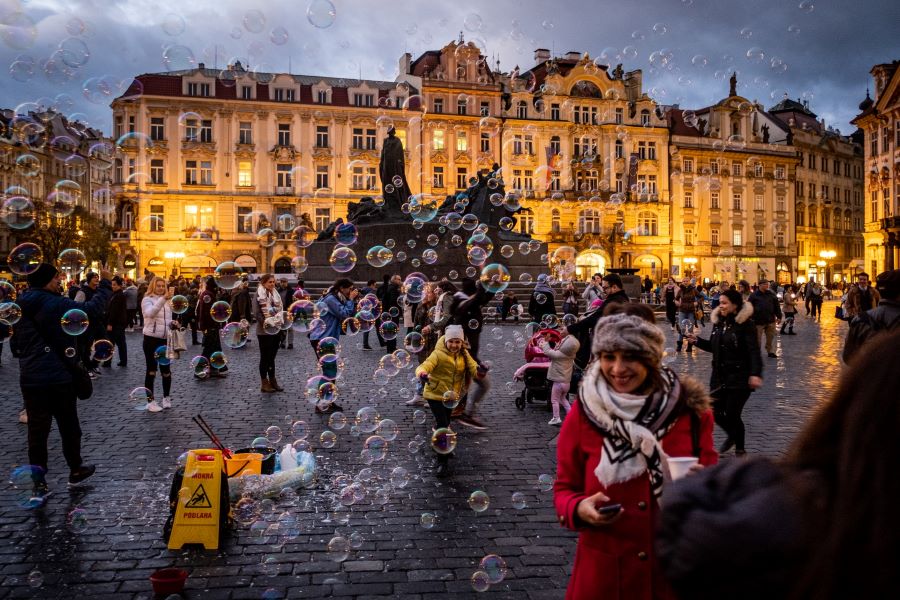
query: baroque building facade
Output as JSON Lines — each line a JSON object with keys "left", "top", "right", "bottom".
{"left": 667, "top": 77, "right": 799, "bottom": 285}
{"left": 852, "top": 60, "right": 900, "bottom": 275}
{"left": 769, "top": 97, "right": 864, "bottom": 284}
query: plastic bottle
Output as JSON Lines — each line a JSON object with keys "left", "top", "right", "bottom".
{"left": 279, "top": 444, "right": 297, "bottom": 471}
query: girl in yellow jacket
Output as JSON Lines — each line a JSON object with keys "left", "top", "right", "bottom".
{"left": 415, "top": 324, "right": 481, "bottom": 477}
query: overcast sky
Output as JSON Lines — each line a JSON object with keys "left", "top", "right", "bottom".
{"left": 1, "top": 0, "right": 897, "bottom": 135}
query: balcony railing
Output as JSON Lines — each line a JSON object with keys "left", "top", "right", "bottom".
{"left": 275, "top": 186, "right": 294, "bottom": 195}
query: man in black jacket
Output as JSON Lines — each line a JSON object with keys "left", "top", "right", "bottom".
{"left": 106, "top": 276, "right": 128, "bottom": 367}
{"left": 12, "top": 263, "right": 112, "bottom": 505}
{"left": 450, "top": 278, "right": 494, "bottom": 431}
{"left": 843, "top": 270, "right": 900, "bottom": 364}
{"left": 381, "top": 274, "right": 402, "bottom": 353}
{"left": 748, "top": 280, "right": 783, "bottom": 358}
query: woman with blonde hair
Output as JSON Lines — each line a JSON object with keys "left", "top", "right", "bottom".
{"left": 256, "top": 274, "right": 284, "bottom": 393}
{"left": 140, "top": 276, "right": 176, "bottom": 412}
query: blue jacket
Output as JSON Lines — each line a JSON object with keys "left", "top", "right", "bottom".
{"left": 12, "top": 281, "right": 112, "bottom": 388}
{"left": 311, "top": 292, "right": 355, "bottom": 341}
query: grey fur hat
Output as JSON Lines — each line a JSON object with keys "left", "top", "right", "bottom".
{"left": 591, "top": 313, "right": 666, "bottom": 368}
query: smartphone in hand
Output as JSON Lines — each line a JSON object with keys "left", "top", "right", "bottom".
{"left": 598, "top": 503, "right": 623, "bottom": 515}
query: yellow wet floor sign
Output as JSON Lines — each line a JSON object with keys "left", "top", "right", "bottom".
{"left": 168, "top": 449, "right": 225, "bottom": 550}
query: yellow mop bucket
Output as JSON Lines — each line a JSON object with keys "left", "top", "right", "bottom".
{"left": 224, "top": 452, "right": 263, "bottom": 478}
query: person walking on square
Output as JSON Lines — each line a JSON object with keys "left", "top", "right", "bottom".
{"left": 256, "top": 274, "right": 284, "bottom": 393}
{"left": 663, "top": 276, "right": 678, "bottom": 329}
{"left": 124, "top": 278, "right": 138, "bottom": 331}
{"left": 844, "top": 272, "right": 881, "bottom": 321}
{"left": 807, "top": 280, "right": 824, "bottom": 320}
{"left": 749, "top": 280, "right": 782, "bottom": 358}
{"left": 277, "top": 278, "right": 295, "bottom": 349}
{"left": 554, "top": 313, "right": 717, "bottom": 600}
{"left": 197, "top": 276, "right": 228, "bottom": 378}
{"left": 674, "top": 277, "right": 699, "bottom": 353}
{"left": 780, "top": 284, "right": 799, "bottom": 335}
{"left": 842, "top": 270, "right": 900, "bottom": 364}
{"left": 13, "top": 264, "right": 112, "bottom": 504}
{"left": 686, "top": 289, "right": 762, "bottom": 456}
{"left": 106, "top": 276, "right": 129, "bottom": 367}
{"left": 359, "top": 279, "right": 377, "bottom": 350}
{"left": 540, "top": 327, "right": 579, "bottom": 426}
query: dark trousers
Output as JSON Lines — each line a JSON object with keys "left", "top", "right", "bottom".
{"left": 712, "top": 388, "right": 752, "bottom": 451}
{"left": 258, "top": 334, "right": 280, "bottom": 379}
{"left": 810, "top": 299, "right": 822, "bottom": 318}
{"left": 23, "top": 384, "right": 83, "bottom": 474}
{"left": 142, "top": 335, "right": 171, "bottom": 399}
{"left": 109, "top": 326, "right": 127, "bottom": 365}
{"left": 126, "top": 309, "right": 137, "bottom": 328}
{"left": 362, "top": 331, "right": 372, "bottom": 347}
{"left": 426, "top": 399, "right": 453, "bottom": 464}
{"left": 201, "top": 327, "right": 227, "bottom": 371}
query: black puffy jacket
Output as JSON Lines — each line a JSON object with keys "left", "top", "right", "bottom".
{"left": 693, "top": 301, "right": 762, "bottom": 392}
{"left": 12, "top": 281, "right": 112, "bottom": 388}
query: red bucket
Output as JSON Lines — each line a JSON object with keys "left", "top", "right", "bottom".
{"left": 150, "top": 568, "right": 188, "bottom": 595}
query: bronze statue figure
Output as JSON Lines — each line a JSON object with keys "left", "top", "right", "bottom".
{"left": 379, "top": 127, "right": 412, "bottom": 217}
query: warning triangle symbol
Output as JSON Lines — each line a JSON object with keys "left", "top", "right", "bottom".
{"left": 186, "top": 483, "right": 212, "bottom": 508}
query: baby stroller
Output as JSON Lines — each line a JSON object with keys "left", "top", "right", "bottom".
{"left": 514, "top": 328, "right": 561, "bottom": 411}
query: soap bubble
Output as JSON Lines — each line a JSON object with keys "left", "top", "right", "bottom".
{"left": 468, "top": 490, "right": 490, "bottom": 512}
{"left": 363, "top": 435, "right": 388, "bottom": 462}
{"left": 8, "top": 242, "right": 42, "bottom": 275}
{"left": 68, "top": 507, "right": 88, "bottom": 531}
{"left": 214, "top": 261, "right": 244, "bottom": 290}
{"left": 329, "top": 247, "right": 357, "bottom": 273}
{"left": 355, "top": 406, "right": 379, "bottom": 433}
{"left": 480, "top": 554, "right": 508, "bottom": 583}
{"left": 442, "top": 390, "right": 460, "bottom": 409}
{"left": 27, "top": 570, "right": 43, "bottom": 588}
{"left": 288, "top": 299, "right": 318, "bottom": 332}
{"left": 376, "top": 418, "right": 399, "bottom": 441}
{"left": 0, "top": 302, "right": 22, "bottom": 325}
{"left": 265, "top": 426, "right": 282, "bottom": 444}
{"left": 169, "top": 295, "right": 189, "bottom": 314}
{"left": 221, "top": 322, "right": 249, "bottom": 349}
{"left": 537, "top": 473, "right": 554, "bottom": 491}
{"left": 90, "top": 339, "right": 114, "bottom": 363}
{"left": 320, "top": 430, "right": 337, "bottom": 448}
{"left": 328, "top": 412, "right": 347, "bottom": 430}
{"left": 234, "top": 497, "right": 261, "bottom": 525}
{"left": 366, "top": 245, "right": 393, "bottom": 267}
{"left": 307, "top": 0, "right": 337, "bottom": 28}
{"left": 334, "top": 222, "right": 359, "bottom": 246}
{"left": 379, "top": 320, "right": 398, "bottom": 341}
{"left": 154, "top": 345, "right": 170, "bottom": 366}
{"left": 191, "top": 355, "right": 211, "bottom": 378}
{"left": 419, "top": 512, "right": 436, "bottom": 529}
{"left": 430, "top": 428, "right": 457, "bottom": 454}
{"left": 390, "top": 466, "right": 410, "bottom": 488}
{"left": 210, "top": 351, "right": 227, "bottom": 369}
{"left": 210, "top": 300, "right": 232, "bottom": 322}
{"left": 0, "top": 195, "right": 35, "bottom": 229}
{"left": 511, "top": 492, "right": 527, "bottom": 509}
{"left": 404, "top": 331, "right": 425, "bottom": 353}
{"left": 327, "top": 535, "right": 350, "bottom": 561}
{"left": 129, "top": 387, "right": 151, "bottom": 408}
{"left": 60, "top": 308, "right": 89, "bottom": 335}
{"left": 471, "top": 570, "right": 490, "bottom": 592}
{"left": 480, "top": 263, "right": 510, "bottom": 293}
{"left": 412, "top": 409, "right": 426, "bottom": 425}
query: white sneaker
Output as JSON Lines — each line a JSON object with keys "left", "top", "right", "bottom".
{"left": 162, "top": 397, "right": 172, "bottom": 409}
{"left": 405, "top": 396, "right": 425, "bottom": 406}
{"left": 548, "top": 417, "right": 562, "bottom": 426}
{"left": 18, "top": 409, "right": 27, "bottom": 424}
{"left": 146, "top": 400, "right": 163, "bottom": 413}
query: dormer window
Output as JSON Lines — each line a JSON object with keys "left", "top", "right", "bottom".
{"left": 516, "top": 100, "right": 527, "bottom": 119}
{"left": 187, "top": 82, "right": 211, "bottom": 97}
{"left": 274, "top": 88, "right": 295, "bottom": 102}
{"left": 317, "top": 89, "right": 329, "bottom": 104}
{"left": 353, "top": 93, "right": 374, "bottom": 107}
{"left": 640, "top": 109, "right": 650, "bottom": 126}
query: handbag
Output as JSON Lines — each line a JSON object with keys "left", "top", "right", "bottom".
{"left": 835, "top": 305, "right": 845, "bottom": 320}
{"left": 27, "top": 311, "right": 92, "bottom": 400}
{"left": 166, "top": 326, "right": 186, "bottom": 359}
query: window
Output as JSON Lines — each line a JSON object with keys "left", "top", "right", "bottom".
{"left": 577, "top": 170, "right": 598, "bottom": 192}
{"left": 683, "top": 191, "right": 693, "bottom": 208}
{"left": 456, "top": 168, "right": 468, "bottom": 190}
{"left": 776, "top": 195, "right": 785, "bottom": 212}
{"left": 809, "top": 207, "right": 817, "bottom": 228}
{"left": 317, "top": 89, "right": 329, "bottom": 104}
{"left": 187, "top": 82, "right": 210, "bottom": 97}
{"left": 273, "top": 88, "right": 293, "bottom": 102}
{"left": 480, "top": 133, "right": 490, "bottom": 153}
{"left": 433, "top": 130, "right": 445, "bottom": 150}
{"left": 638, "top": 141, "right": 649, "bottom": 160}
{"left": 755, "top": 230, "right": 764, "bottom": 246}
{"left": 353, "top": 93, "right": 374, "bottom": 107}
{"left": 822, "top": 210, "right": 831, "bottom": 229}
{"left": 711, "top": 228, "right": 720, "bottom": 246}
{"left": 732, "top": 228, "right": 743, "bottom": 246}
{"left": 277, "top": 123, "right": 291, "bottom": 146}
{"left": 896, "top": 121, "right": 900, "bottom": 146}
{"left": 114, "top": 115, "right": 123, "bottom": 138}
{"left": 550, "top": 136, "right": 561, "bottom": 156}
{"left": 315, "top": 165, "right": 330, "bottom": 190}
{"left": 200, "top": 161, "right": 212, "bottom": 185}
{"left": 710, "top": 160, "right": 719, "bottom": 175}
{"left": 755, "top": 163, "right": 763, "bottom": 177}
{"left": 452, "top": 133, "right": 467, "bottom": 152}
{"left": 551, "top": 209, "right": 561, "bottom": 233}
{"left": 732, "top": 162, "right": 743, "bottom": 177}
{"left": 882, "top": 127, "right": 890, "bottom": 153}
{"left": 150, "top": 159, "right": 164, "bottom": 184}
{"left": 648, "top": 141, "right": 657, "bottom": 160}
{"left": 776, "top": 231, "right": 785, "bottom": 248}
{"left": 516, "top": 100, "right": 527, "bottom": 119}
{"left": 711, "top": 191, "right": 720, "bottom": 209}
{"left": 432, "top": 166, "right": 444, "bottom": 188}
{"left": 870, "top": 131, "right": 878, "bottom": 156}
{"left": 754, "top": 193, "right": 764, "bottom": 211}
{"left": 115, "top": 158, "right": 123, "bottom": 183}
{"left": 149, "top": 205, "right": 164, "bottom": 232}
{"left": 127, "top": 158, "right": 136, "bottom": 179}
{"left": 365, "top": 166, "right": 377, "bottom": 190}
{"left": 184, "top": 119, "right": 198, "bottom": 142}
{"left": 395, "top": 129, "right": 406, "bottom": 149}
{"left": 821, "top": 156, "right": 828, "bottom": 173}
{"left": 550, "top": 171, "right": 560, "bottom": 192}
{"left": 519, "top": 214, "right": 534, "bottom": 234}
{"left": 551, "top": 103, "right": 560, "bottom": 120}
{"left": 732, "top": 192, "right": 742, "bottom": 210}
{"left": 616, "top": 173, "right": 624, "bottom": 194}
{"left": 637, "top": 211, "right": 658, "bottom": 236}
{"left": 150, "top": 117, "right": 165, "bottom": 141}
{"left": 237, "top": 206, "right": 253, "bottom": 233}
{"left": 615, "top": 108, "right": 623, "bottom": 124}
{"left": 433, "top": 98, "right": 444, "bottom": 113}
{"left": 684, "top": 226, "right": 694, "bottom": 246}
{"left": 683, "top": 158, "right": 694, "bottom": 173}
{"left": 241, "top": 85, "right": 253, "bottom": 100}
{"left": 314, "top": 207, "right": 331, "bottom": 231}
{"left": 237, "top": 161, "right": 252, "bottom": 187}
{"left": 615, "top": 140, "right": 624, "bottom": 159}
{"left": 640, "top": 109, "right": 650, "bottom": 126}
{"left": 457, "top": 98, "right": 467, "bottom": 115}
{"left": 238, "top": 122, "right": 252, "bottom": 145}
{"left": 524, "top": 135, "right": 535, "bottom": 155}
{"left": 184, "top": 204, "right": 213, "bottom": 230}
{"left": 796, "top": 205, "right": 805, "bottom": 226}
{"left": 578, "top": 209, "right": 601, "bottom": 234}
{"left": 511, "top": 170, "right": 522, "bottom": 190}
{"left": 185, "top": 160, "right": 198, "bottom": 185}
{"left": 200, "top": 120, "right": 212, "bottom": 143}
{"left": 637, "top": 174, "right": 657, "bottom": 195}
{"left": 774, "top": 164, "right": 785, "bottom": 179}
{"left": 480, "top": 101, "right": 490, "bottom": 117}
{"left": 513, "top": 135, "right": 523, "bottom": 155}
{"left": 352, "top": 128, "right": 364, "bottom": 150}
{"left": 365, "top": 128, "right": 376, "bottom": 150}
{"left": 523, "top": 170, "right": 534, "bottom": 191}
{"left": 316, "top": 125, "right": 329, "bottom": 148}
{"left": 276, "top": 164, "right": 293, "bottom": 191}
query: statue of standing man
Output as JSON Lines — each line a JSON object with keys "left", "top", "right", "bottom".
{"left": 379, "top": 127, "right": 412, "bottom": 218}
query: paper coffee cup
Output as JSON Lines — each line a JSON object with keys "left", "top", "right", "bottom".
{"left": 668, "top": 456, "right": 699, "bottom": 481}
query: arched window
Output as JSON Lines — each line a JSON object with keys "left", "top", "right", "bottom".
{"left": 843, "top": 210, "right": 852, "bottom": 231}
{"left": 833, "top": 208, "right": 842, "bottom": 230}
{"left": 578, "top": 209, "right": 601, "bottom": 234}
{"left": 273, "top": 257, "right": 292, "bottom": 274}
{"left": 637, "top": 211, "right": 658, "bottom": 236}
{"left": 551, "top": 208, "right": 561, "bottom": 233}
{"left": 822, "top": 210, "right": 831, "bottom": 229}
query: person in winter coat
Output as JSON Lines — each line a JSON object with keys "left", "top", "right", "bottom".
{"left": 359, "top": 279, "right": 378, "bottom": 350}
{"left": 663, "top": 277, "right": 678, "bottom": 329}
{"left": 74, "top": 272, "right": 104, "bottom": 373}
{"left": 657, "top": 328, "right": 900, "bottom": 600}
{"left": 423, "top": 280, "right": 457, "bottom": 337}
{"left": 674, "top": 277, "right": 699, "bottom": 353}
{"left": 561, "top": 283, "right": 579, "bottom": 316}
{"left": 528, "top": 274, "right": 556, "bottom": 323}
{"left": 554, "top": 313, "right": 717, "bottom": 600}
{"left": 277, "top": 278, "right": 296, "bottom": 349}
{"left": 843, "top": 272, "right": 881, "bottom": 320}
{"left": 780, "top": 284, "right": 799, "bottom": 335}
{"left": 415, "top": 325, "right": 482, "bottom": 478}
{"left": 842, "top": 269, "right": 900, "bottom": 363}
{"left": 106, "top": 276, "right": 129, "bottom": 367}
{"left": 686, "top": 289, "right": 762, "bottom": 456}
{"left": 229, "top": 281, "right": 252, "bottom": 324}
{"left": 141, "top": 276, "right": 177, "bottom": 411}
{"left": 381, "top": 274, "right": 403, "bottom": 353}
{"left": 196, "top": 276, "right": 228, "bottom": 378}
{"left": 500, "top": 290, "right": 519, "bottom": 322}
{"left": 255, "top": 274, "right": 284, "bottom": 393}
{"left": 310, "top": 278, "right": 358, "bottom": 354}
{"left": 12, "top": 263, "right": 112, "bottom": 504}
{"left": 747, "top": 280, "right": 782, "bottom": 358}
{"left": 124, "top": 279, "right": 138, "bottom": 331}
{"left": 582, "top": 274, "right": 603, "bottom": 305}
{"left": 806, "top": 280, "right": 824, "bottom": 320}
{"left": 539, "top": 328, "right": 579, "bottom": 426}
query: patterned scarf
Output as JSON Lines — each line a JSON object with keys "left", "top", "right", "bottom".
{"left": 579, "top": 362, "right": 684, "bottom": 498}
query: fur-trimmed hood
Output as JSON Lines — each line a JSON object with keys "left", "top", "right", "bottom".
{"left": 710, "top": 300, "right": 754, "bottom": 325}
{"left": 679, "top": 373, "right": 712, "bottom": 413}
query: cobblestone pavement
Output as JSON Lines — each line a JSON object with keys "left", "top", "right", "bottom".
{"left": 0, "top": 302, "right": 848, "bottom": 599}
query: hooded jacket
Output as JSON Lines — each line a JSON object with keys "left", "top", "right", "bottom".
{"left": 842, "top": 299, "right": 900, "bottom": 364}
{"left": 541, "top": 334, "right": 580, "bottom": 383}
{"left": 694, "top": 302, "right": 762, "bottom": 391}
{"left": 554, "top": 374, "right": 717, "bottom": 600}
{"left": 415, "top": 335, "right": 479, "bottom": 402}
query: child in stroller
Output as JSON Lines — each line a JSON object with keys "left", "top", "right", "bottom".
{"left": 513, "top": 328, "right": 561, "bottom": 410}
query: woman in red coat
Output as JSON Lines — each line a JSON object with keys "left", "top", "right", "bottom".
{"left": 554, "top": 313, "right": 717, "bottom": 600}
